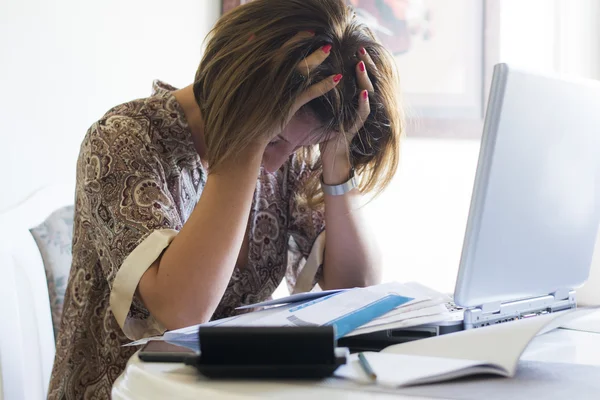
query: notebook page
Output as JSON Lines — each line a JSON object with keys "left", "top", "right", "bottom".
{"left": 382, "top": 308, "right": 598, "bottom": 375}
{"left": 334, "top": 352, "right": 506, "bottom": 388}
{"left": 561, "top": 309, "right": 600, "bottom": 334}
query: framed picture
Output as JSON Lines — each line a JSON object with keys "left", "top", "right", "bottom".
{"left": 221, "top": 0, "right": 500, "bottom": 139}
{"left": 222, "top": 0, "right": 245, "bottom": 14}
{"left": 351, "top": 0, "right": 499, "bottom": 138}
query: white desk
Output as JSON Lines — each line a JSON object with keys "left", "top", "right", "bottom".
{"left": 113, "top": 322, "right": 600, "bottom": 400}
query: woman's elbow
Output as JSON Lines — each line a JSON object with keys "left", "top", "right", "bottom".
{"left": 137, "top": 263, "right": 211, "bottom": 330}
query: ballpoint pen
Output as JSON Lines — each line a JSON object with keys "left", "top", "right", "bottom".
{"left": 358, "top": 352, "right": 377, "bottom": 382}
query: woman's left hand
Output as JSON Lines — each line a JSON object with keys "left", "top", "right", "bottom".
{"left": 320, "top": 47, "right": 377, "bottom": 184}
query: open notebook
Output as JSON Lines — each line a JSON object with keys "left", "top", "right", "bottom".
{"left": 333, "top": 307, "right": 598, "bottom": 388}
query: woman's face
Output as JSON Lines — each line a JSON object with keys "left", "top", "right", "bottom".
{"left": 261, "top": 110, "right": 328, "bottom": 173}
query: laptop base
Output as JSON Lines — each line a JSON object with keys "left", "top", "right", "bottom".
{"left": 338, "top": 291, "right": 577, "bottom": 352}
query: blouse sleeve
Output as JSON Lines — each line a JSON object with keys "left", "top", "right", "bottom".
{"left": 78, "top": 115, "right": 185, "bottom": 340}
{"left": 286, "top": 154, "right": 326, "bottom": 294}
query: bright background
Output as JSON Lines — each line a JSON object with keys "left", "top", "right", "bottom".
{"left": 1, "top": 0, "right": 599, "bottom": 297}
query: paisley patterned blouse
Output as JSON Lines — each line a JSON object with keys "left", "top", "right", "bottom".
{"left": 48, "top": 81, "right": 325, "bottom": 399}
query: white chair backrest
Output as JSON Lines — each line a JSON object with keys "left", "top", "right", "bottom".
{"left": 0, "top": 185, "right": 74, "bottom": 400}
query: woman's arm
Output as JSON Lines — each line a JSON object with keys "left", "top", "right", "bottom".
{"left": 138, "top": 149, "right": 264, "bottom": 330}
{"left": 320, "top": 151, "right": 382, "bottom": 290}
{"left": 319, "top": 49, "right": 383, "bottom": 290}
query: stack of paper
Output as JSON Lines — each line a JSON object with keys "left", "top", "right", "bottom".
{"left": 127, "top": 282, "right": 448, "bottom": 348}
{"left": 345, "top": 282, "right": 460, "bottom": 337}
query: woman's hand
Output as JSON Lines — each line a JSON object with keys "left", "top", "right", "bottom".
{"left": 321, "top": 47, "right": 377, "bottom": 184}
{"left": 261, "top": 32, "right": 343, "bottom": 147}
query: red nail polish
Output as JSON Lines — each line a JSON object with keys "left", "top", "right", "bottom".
{"left": 360, "top": 47, "right": 367, "bottom": 55}
{"left": 322, "top": 44, "right": 332, "bottom": 54}
{"left": 359, "top": 61, "right": 366, "bottom": 72}
{"left": 248, "top": 33, "right": 255, "bottom": 42}
{"left": 363, "top": 90, "right": 369, "bottom": 100}
{"left": 333, "top": 74, "right": 343, "bottom": 83}
{"left": 306, "top": 29, "right": 316, "bottom": 35}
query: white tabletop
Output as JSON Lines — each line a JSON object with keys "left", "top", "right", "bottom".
{"left": 112, "top": 315, "right": 600, "bottom": 400}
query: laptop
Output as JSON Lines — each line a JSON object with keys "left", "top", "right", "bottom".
{"left": 339, "top": 63, "right": 600, "bottom": 351}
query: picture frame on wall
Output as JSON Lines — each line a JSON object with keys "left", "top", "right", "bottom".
{"left": 356, "top": 0, "right": 484, "bottom": 120}
{"left": 222, "top": 0, "right": 245, "bottom": 14}
{"left": 221, "top": 0, "right": 499, "bottom": 139}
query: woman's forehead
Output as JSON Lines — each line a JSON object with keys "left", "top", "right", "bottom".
{"left": 294, "top": 126, "right": 331, "bottom": 146}
{"left": 293, "top": 109, "right": 332, "bottom": 143}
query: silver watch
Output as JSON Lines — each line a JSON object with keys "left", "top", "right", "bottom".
{"left": 321, "top": 168, "right": 358, "bottom": 196}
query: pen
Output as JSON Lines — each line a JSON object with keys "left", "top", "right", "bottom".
{"left": 358, "top": 352, "right": 377, "bottom": 381}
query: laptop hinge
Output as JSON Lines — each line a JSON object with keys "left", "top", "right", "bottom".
{"left": 463, "top": 290, "right": 577, "bottom": 329}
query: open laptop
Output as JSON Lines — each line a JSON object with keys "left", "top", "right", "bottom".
{"left": 339, "top": 63, "right": 600, "bottom": 351}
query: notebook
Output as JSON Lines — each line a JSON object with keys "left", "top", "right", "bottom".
{"left": 333, "top": 307, "right": 598, "bottom": 387}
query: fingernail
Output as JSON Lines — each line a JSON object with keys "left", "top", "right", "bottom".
{"left": 333, "top": 74, "right": 343, "bottom": 83}
{"left": 363, "top": 90, "right": 369, "bottom": 100}
{"left": 360, "top": 47, "right": 367, "bottom": 55}
{"left": 248, "top": 33, "right": 255, "bottom": 42}
{"left": 305, "top": 29, "right": 316, "bottom": 35}
{"left": 359, "top": 61, "right": 366, "bottom": 72}
{"left": 322, "top": 44, "right": 332, "bottom": 54}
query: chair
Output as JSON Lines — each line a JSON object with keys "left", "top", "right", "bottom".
{"left": 0, "top": 185, "right": 74, "bottom": 400}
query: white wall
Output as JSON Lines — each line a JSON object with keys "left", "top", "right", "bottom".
{"left": 0, "top": 0, "right": 221, "bottom": 212}
{"left": 500, "top": 0, "right": 600, "bottom": 79}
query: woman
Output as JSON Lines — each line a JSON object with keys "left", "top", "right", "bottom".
{"left": 48, "top": 0, "right": 402, "bottom": 398}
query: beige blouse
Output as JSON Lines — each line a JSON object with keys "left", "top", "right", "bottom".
{"left": 48, "top": 81, "right": 325, "bottom": 399}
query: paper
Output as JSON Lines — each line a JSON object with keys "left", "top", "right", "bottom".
{"left": 383, "top": 309, "right": 589, "bottom": 374}
{"left": 334, "top": 353, "right": 502, "bottom": 388}
{"left": 235, "top": 289, "right": 348, "bottom": 310}
{"left": 560, "top": 309, "right": 600, "bottom": 334}
{"left": 164, "top": 303, "right": 299, "bottom": 342}
{"left": 324, "top": 361, "right": 600, "bottom": 400}
{"left": 403, "top": 282, "right": 453, "bottom": 303}
{"left": 343, "top": 282, "right": 459, "bottom": 336}
{"left": 240, "top": 282, "right": 417, "bottom": 338}
{"left": 163, "top": 315, "right": 240, "bottom": 342}
{"left": 359, "top": 304, "right": 448, "bottom": 329}
{"left": 125, "top": 304, "right": 299, "bottom": 347}
{"left": 346, "top": 310, "right": 463, "bottom": 337}
{"left": 125, "top": 282, "right": 426, "bottom": 347}
{"left": 334, "top": 307, "right": 599, "bottom": 388}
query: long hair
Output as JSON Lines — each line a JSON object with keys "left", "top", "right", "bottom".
{"left": 194, "top": 0, "right": 403, "bottom": 206}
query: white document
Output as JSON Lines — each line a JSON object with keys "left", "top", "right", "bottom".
{"left": 125, "top": 304, "right": 298, "bottom": 347}
{"left": 235, "top": 289, "right": 348, "bottom": 310}
{"left": 336, "top": 353, "right": 501, "bottom": 388}
{"left": 345, "top": 304, "right": 456, "bottom": 337}
{"left": 334, "top": 307, "right": 599, "bottom": 387}
{"left": 560, "top": 309, "right": 600, "bottom": 334}
{"left": 164, "top": 303, "right": 300, "bottom": 342}
{"left": 346, "top": 310, "right": 463, "bottom": 337}
{"left": 239, "top": 282, "right": 420, "bottom": 338}
{"left": 125, "top": 282, "right": 425, "bottom": 347}
{"left": 359, "top": 304, "right": 448, "bottom": 329}
{"left": 344, "top": 282, "right": 457, "bottom": 336}
{"left": 125, "top": 282, "right": 450, "bottom": 348}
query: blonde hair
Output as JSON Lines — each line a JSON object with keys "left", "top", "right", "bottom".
{"left": 194, "top": 0, "right": 403, "bottom": 206}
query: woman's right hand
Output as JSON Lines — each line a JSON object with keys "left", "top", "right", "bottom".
{"left": 261, "top": 32, "right": 343, "bottom": 145}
